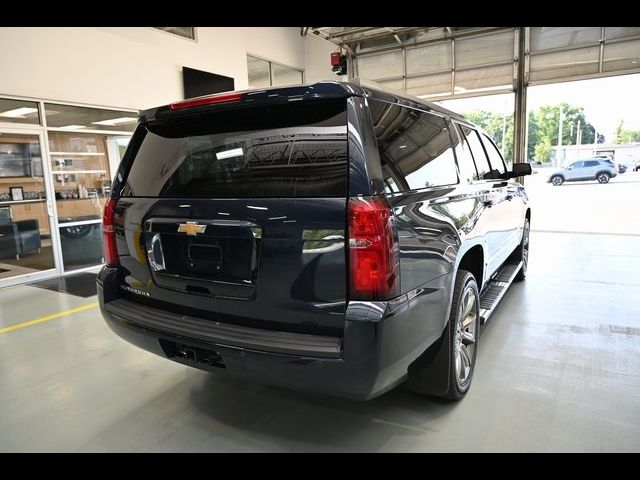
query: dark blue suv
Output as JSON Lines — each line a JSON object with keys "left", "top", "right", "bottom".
{"left": 98, "top": 81, "right": 532, "bottom": 400}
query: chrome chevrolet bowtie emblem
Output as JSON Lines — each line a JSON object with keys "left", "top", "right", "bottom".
{"left": 177, "top": 221, "right": 206, "bottom": 236}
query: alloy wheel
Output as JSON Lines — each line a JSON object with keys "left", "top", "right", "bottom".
{"left": 454, "top": 285, "right": 478, "bottom": 389}
{"left": 522, "top": 219, "right": 530, "bottom": 274}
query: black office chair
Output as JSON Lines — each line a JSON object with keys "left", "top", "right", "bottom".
{"left": 16, "top": 219, "right": 41, "bottom": 256}
{"left": 0, "top": 207, "right": 41, "bottom": 260}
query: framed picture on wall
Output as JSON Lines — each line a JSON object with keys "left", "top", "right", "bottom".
{"left": 10, "top": 186, "right": 24, "bottom": 201}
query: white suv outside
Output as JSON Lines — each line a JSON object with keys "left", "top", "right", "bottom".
{"left": 548, "top": 159, "right": 617, "bottom": 185}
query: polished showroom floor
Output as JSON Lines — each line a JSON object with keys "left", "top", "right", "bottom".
{"left": 0, "top": 231, "right": 638, "bottom": 452}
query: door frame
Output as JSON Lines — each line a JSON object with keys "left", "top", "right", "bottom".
{"left": 0, "top": 125, "right": 62, "bottom": 287}
{"left": 0, "top": 95, "right": 135, "bottom": 288}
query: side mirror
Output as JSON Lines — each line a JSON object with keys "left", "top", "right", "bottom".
{"left": 506, "top": 163, "right": 532, "bottom": 179}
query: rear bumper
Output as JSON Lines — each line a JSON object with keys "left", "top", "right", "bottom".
{"left": 98, "top": 267, "right": 451, "bottom": 400}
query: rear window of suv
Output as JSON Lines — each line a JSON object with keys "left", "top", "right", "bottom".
{"left": 121, "top": 99, "right": 348, "bottom": 198}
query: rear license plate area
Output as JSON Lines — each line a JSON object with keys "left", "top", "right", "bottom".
{"left": 188, "top": 243, "right": 222, "bottom": 264}
{"left": 146, "top": 234, "right": 256, "bottom": 282}
{"left": 142, "top": 219, "right": 261, "bottom": 298}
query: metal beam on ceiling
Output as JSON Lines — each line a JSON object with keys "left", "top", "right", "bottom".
{"left": 309, "top": 27, "right": 426, "bottom": 47}
{"left": 308, "top": 27, "right": 503, "bottom": 51}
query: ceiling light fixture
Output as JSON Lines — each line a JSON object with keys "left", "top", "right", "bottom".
{"left": 0, "top": 107, "right": 38, "bottom": 118}
{"left": 216, "top": 148, "right": 244, "bottom": 160}
{"left": 91, "top": 117, "right": 138, "bottom": 126}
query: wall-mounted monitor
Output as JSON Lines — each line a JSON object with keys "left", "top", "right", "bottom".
{"left": 183, "top": 67, "right": 235, "bottom": 99}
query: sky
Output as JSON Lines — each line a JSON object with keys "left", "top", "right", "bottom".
{"left": 436, "top": 73, "right": 640, "bottom": 143}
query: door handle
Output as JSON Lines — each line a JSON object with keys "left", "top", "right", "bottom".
{"left": 480, "top": 194, "right": 493, "bottom": 207}
{"left": 505, "top": 194, "right": 514, "bottom": 201}
{"left": 479, "top": 191, "right": 493, "bottom": 207}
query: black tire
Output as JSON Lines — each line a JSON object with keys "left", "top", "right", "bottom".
{"left": 405, "top": 270, "right": 480, "bottom": 401}
{"left": 442, "top": 270, "right": 480, "bottom": 400}
{"left": 597, "top": 172, "right": 611, "bottom": 184}
{"left": 513, "top": 217, "right": 530, "bottom": 282}
{"left": 551, "top": 175, "right": 564, "bottom": 186}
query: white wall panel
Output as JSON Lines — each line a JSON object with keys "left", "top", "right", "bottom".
{"left": 603, "top": 39, "right": 640, "bottom": 72}
{"left": 407, "top": 73, "right": 451, "bottom": 96}
{"left": 0, "top": 27, "right": 322, "bottom": 110}
{"left": 605, "top": 27, "right": 640, "bottom": 40}
{"left": 357, "top": 51, "right": 403, "bottom": 79}
{"left": 530, "top": 27, "right": 601, "bottom": 51}
{"left": 406, "top": 42, "right": 451, "bottom": 75}
{"left": 455, "top": 30, "right": 513, "bottom": 69}
{"left": 530, "top": 46, "right": 600, "bottom": 82}
{"left": 375, "top": 78, "right": 404, "bottom": 92}
{"left": 455, "top": 64, "right": 513, "bottom": 93}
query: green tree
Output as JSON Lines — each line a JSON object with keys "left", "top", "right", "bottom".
{"left": 526, "top": 103, "right": 600, "bottom": 164}
{"left": 527, "top": 111, "right": 539, "bottom": 161}
{"left": 534, "top": 138, "right": 552, "bottom": 163}
{"left": 613, "top": 120, "right": 640, "bottom": 144}
{"left": 464, "top": 103, "right": 597, "bottom": 164}
{"left": 534, "top": 103, "right": 595, "bottom": 146}
{"left": 619, "top": 130, "right": 640, "bottom": 143}
{"left": 464, "top": 110, "right": 494, "bottom": 128}
{"left": 462, "top": 110, "right": 514, "bottom": 162}
{"left": 614, "top": 120, "right": 624, "bottom": 143}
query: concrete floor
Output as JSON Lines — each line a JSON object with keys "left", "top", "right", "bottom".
{"left": 0, "top": 231, "right": 639, "bottom": 452}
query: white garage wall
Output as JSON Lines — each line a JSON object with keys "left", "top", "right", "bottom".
{"left": 0, "top": 27, "right": 338, "bottom": 111}
{"left": 304, "top": 33, "right": 342, "bottom": 84}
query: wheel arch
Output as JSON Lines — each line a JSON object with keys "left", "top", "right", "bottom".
{"left": 455, "top": 242, "right": 484, "bottom": 292}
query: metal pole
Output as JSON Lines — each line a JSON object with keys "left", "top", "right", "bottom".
{"left": 557, "top": 105, "right": 563, "bottom": 167}
{"left": 502, "top": 98, "right": 507, "bottom": 153}
{"left": 402, "top": 47, "right": 407, "bottom": 94}
{"left": 576, "top": 119, "right": 581, "bottom": 159}
{"left": 513, "top": 27, "right": 528, "bottom": 175}
{"left": 346, "top": 53, "right": 355, "bottom": 81}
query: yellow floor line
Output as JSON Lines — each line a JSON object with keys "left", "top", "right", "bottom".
{"left": 0, "top": 302, "right": 99, "bottom": 334}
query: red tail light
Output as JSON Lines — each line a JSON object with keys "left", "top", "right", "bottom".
{"left": 102, "top": 198, "right": 119, "bottom": 266}
{"left": 348, "top": 197, "right": 399, "bottom": 300}
{"left": 169, "top": 92, "right": 243, "bottom": 110}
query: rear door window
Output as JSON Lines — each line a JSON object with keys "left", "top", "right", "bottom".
{"left": 122, "top": 99, "right": 348, "bottom": 198}
{"left": 460, "top": 126, "right": 494, "bottom": 181}
{"left": 481, "top": 134, "right": 507, "bottom": 174}
{"left": 453, "top": 123, "right": 478, "bottom": 183}
{"left": 369, "top": 99, "right": 458, "bottom": 191}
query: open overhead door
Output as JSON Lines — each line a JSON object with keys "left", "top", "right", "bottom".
{"left": 311, "top": 27, "right": 640, "bottom": 100}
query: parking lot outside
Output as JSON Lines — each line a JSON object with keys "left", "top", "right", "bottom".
{"left": 526, "top": 167, "right": 640, "bottom": 236}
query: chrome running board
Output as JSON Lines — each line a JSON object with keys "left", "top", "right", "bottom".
{"left": 479, "top": 261, "right": 522, "bottom": 325}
